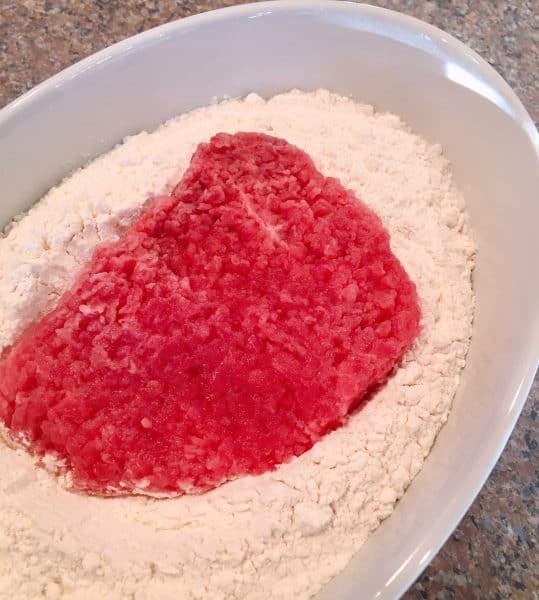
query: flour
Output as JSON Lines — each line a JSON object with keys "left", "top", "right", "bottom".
{"left": 0, "top": 90, "right": 475, "bottom": 599}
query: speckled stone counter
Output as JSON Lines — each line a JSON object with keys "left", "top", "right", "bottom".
{"left": 0, "top": 1, "right": 537, "bottom": 597}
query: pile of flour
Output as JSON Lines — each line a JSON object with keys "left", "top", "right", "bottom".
{"left": 0, "top": 90, "right": 475, "bottom": 599}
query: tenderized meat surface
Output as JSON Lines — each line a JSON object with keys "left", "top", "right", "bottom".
{"left": 0, "top": 132, "right": 420, "bottom": 495}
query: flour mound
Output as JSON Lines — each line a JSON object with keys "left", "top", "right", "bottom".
{"left": 0, "top": 91, "right": 475, "bottom": 600}
{"left": 0, "top": 132, "right": 419, "bottom": 496}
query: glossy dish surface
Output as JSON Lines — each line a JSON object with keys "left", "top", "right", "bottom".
{"left": 0, "top": 2, "right": 537, "bottom": 598}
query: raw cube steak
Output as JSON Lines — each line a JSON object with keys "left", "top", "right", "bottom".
{"left": 0, "top": 132, "right": 420, "bottom": 495}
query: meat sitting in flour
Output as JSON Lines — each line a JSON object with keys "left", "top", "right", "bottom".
{"left": 0, "top": 132, "right": 420, "bottom": 496}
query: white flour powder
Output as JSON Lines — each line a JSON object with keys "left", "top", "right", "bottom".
{"left": 0, "top": 90, "right": 475, "bottom": 599}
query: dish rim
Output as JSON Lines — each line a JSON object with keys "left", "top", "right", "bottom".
{"left": 0, "top": 2, "right": 537, "bottom": 598}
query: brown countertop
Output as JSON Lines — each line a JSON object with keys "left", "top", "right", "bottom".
{"left": 0, "top": 1, "right": 537, "bottom": 597}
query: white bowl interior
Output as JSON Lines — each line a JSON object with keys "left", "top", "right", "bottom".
{"left": 0, "top": 2, "right": 538, "bottom": 598}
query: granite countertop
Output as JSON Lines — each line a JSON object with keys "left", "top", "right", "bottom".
{"left": 0, "top": 0, "right": 537, "bottom": 597}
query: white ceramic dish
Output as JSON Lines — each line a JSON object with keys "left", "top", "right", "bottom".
{"left": 0, "top": 2, "right": 537, "bottom": 598}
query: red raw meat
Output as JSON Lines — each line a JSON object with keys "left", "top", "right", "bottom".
{"left": 0, "top": 132, "right": 420, "bottom": 495}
